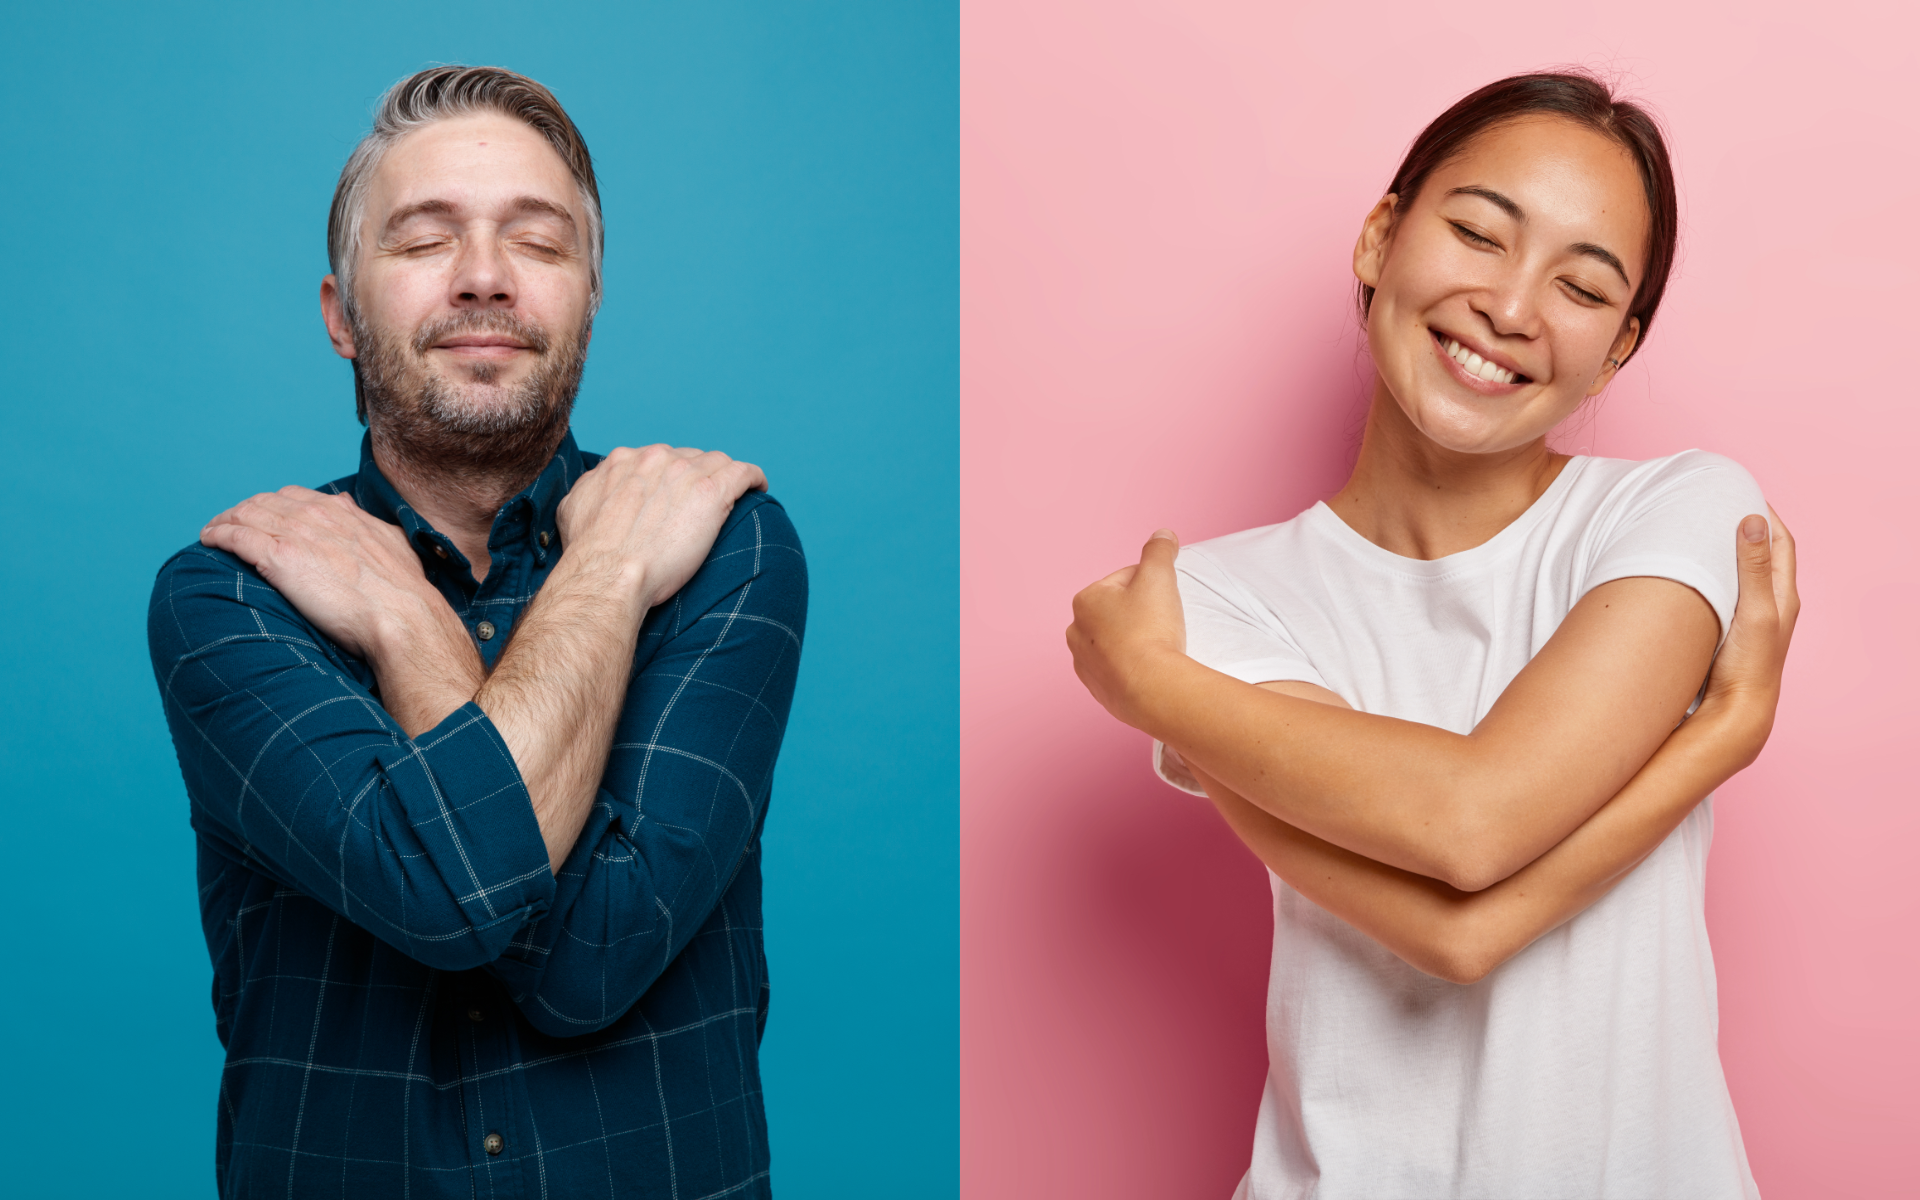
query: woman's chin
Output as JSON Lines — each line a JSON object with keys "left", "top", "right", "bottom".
{"left": 1407, "top": 414, "right": 1549, "bottom": 458}
{"left": 1394, "top": 392, "right": 1573, "bottom": 458}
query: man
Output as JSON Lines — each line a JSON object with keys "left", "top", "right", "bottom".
{"left": 148, "top": 66, "right": 805, "bottom": 1199}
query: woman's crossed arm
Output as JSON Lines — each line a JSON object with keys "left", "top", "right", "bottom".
{"left": 1155, "top": 513, "right": 1794, "bottom": 982}
{"left": 1070, "top": 514, "right": 1795, "bottom": 893}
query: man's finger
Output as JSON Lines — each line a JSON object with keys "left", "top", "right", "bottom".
{"left": 720, "top": 460, "right": 768, "bottom": 497}
{"left": 200, "top": 521, "right": 278, "bottom": 573}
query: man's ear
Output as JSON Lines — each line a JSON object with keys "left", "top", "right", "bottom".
{"left": 1587, "top": 315, "right": 1642, "bottom": 397}
{"left": 320, "top": 275, "right": 357, "bottom": 360}
{"left": 1353, "top": 194, "right": 1399, "bottom": 290}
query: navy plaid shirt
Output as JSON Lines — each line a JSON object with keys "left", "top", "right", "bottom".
{"left": 148, "top": 431, "right": 806, "bottom": 1199}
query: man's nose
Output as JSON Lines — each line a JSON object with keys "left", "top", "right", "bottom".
{"left": 451, "top": 233, "right": 514, "bottom": 309}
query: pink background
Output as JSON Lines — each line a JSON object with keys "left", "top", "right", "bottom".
{"left": 961, "top": 2, "right": 1920, "bottom": 1197}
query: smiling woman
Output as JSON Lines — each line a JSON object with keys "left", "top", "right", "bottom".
{"left": 1067, "top": 72, "right": 1799, "bottom": 1199}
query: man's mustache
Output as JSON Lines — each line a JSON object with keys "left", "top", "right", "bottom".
{"left": 410, "top": 311, "right": 553, "bottom": 358}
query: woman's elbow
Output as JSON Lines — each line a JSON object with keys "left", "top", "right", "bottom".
{"left": 1424, "top": 944, "right": 1500, "bottom": 986}
{"left": 1435, "top": 856, "right": 1515, "bottom": 895}
{"left": 1427, "top": 808, "right": 1533, "bottom": 893}
{"left": 1401, "top": 915, "right": 1519, "bottom": 985}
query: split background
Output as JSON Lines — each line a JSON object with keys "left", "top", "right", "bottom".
{"left": 0, "top": 3, "right": 954, "bottom": 1197}
{"left": 5, "top": 1, "right": 1918, "bottom": 1197}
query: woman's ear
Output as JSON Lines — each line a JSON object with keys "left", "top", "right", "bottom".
{"left": 1353, "top": 194, "right": 1399, "bottom": 289}
{"left": 1587, "top": 316, "right": 1642, "bottom": 396}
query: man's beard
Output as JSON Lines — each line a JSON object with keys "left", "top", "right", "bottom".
{"left": 354, "top": 308, "right": 590, "bottom": 486}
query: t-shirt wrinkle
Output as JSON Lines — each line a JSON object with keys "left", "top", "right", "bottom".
{"left": 1160, "top": 450, "right": 1765, "bottom": 1200}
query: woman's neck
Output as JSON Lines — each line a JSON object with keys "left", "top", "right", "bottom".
{"left": 1326, "top": 379, "right": 1571, "bottom": 561}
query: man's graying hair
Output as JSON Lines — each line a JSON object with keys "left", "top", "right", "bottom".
{"left": 327, "top": 65, "right": 604, "bottom": 331}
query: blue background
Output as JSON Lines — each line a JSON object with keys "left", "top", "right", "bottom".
{"left": 0, "top": 4, "right": 955, "bottom": 1196}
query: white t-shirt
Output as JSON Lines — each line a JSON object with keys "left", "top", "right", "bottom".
{"left": 1155, "top": 451, "right": 1764, "bottom": 1200}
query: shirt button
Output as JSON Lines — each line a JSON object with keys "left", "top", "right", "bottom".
{"left": 434, "top": 546, "right": 449, "bottom": 559}
{"left": 483, "top": 1132, "right": 504, "bottom": 1156}
{"left": 466, "top": 1007, "right": 484, "bottom": 1023}
{"left": 476, "top": 621, "right": 496, "bottom": 641}
{"left": 538, "top": 531, "right": 551, "bottom": 548}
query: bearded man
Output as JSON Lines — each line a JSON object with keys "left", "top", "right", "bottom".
{"left": 148, "top": 67, "right": 805, "bottom": 1199}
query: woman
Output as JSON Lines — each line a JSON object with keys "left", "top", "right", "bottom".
{"left": 1068, "top": 73, "right": 1798, "bottom": 1199}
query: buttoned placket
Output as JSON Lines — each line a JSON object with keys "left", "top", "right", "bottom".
{"left": 452, "top": 975, "right": 524, "bottom": 1195}
{"left": 344, "top": 440, "right": 577, "bottom": 1191}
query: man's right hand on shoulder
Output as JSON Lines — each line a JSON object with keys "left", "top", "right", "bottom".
{"left": 556, "top": 445, "right": 767, "bottom": 612}
{"left": 199, "top": 487, "right": 452, "bottom": 665}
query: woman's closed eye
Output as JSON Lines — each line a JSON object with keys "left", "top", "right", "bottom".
{"left": 1450, "top": 221, "right": 1500, "bottom": 249}
{"left": 1559, "top": 278, "right": 1608, "bottom": 306}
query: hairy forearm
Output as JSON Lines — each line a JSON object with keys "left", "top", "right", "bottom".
{"left": 367, "top": 553, "right": 649, "bottom": 875}
{"left": 368, "top": 593, "right": 489, "bottom": 738}
{"left": 1183, "top": 701, "right": 1759, "bottom": 983}
{"left": 476, "top": 554, "right": 649, "bottom": 873}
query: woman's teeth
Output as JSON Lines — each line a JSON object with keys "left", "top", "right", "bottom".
{"left": 1442, "top": 336, "right": 1518, "bottom": 385}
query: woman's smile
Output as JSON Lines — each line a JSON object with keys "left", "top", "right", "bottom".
{"left": 1429, "top": 327, "right": 1529, "bottom": 393}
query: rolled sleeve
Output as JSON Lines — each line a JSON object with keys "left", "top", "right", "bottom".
{"left": 486, "top": 495, "right": 807, "bottom": 1035}
{"left": 149, "top": 546, "right": 555, "bottom": 971}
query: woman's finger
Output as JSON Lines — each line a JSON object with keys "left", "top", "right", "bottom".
{"left": 1765, "top": 504, "right": 1800, "bottom": 634}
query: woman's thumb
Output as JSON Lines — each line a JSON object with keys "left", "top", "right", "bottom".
{"left": 1139, "top": 527, "right": 1180, "bottom": 573}
{"left": 1731, "top": 514, "right": 1773, "bottom": 617}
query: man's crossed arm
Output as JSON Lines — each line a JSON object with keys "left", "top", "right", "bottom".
{"left": 159, "top": 444, "right": 805, "bottom": 1034}
{"left": 199, "top": 445, "right": 766, "bottom": 874}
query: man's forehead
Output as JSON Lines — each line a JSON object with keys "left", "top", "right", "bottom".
{"left": 369, "top": 113, "right": 580, "bottom": 220}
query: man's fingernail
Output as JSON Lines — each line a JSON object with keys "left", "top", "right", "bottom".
{"left": 1741, "top": 515, "right": 1768, "bottom": 544}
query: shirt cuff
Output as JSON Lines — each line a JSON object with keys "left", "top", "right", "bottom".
{"left": 376, "top": 701, "right": 555, "bottom": 940}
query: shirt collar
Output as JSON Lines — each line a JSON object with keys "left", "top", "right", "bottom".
{"left": 350, "top": 429, "right": 587, "bottom": 563}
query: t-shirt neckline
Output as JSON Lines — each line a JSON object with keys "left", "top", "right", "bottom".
{"left": 1305, "top": 455, "right": 1592, "bottom": 577}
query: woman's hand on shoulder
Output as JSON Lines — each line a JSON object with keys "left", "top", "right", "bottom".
{"left": 1068, "top": 530, "right": 1188, "bottom": 728}
{"left": 1691, "top": 507, "right": 1800, "bottom": 768}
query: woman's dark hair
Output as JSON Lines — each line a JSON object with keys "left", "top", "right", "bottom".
{"left": 1359, "top": 71, "right": 1678, "bottom": 364}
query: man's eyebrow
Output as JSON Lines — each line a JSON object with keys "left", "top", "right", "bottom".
{"left": 1446, "top": 186, "right": 1631, "bottom": 289}
{"left": 502, "top": 196, "right": 578, "bottom": 229}
{"left": 384, "top": 198, "right": 458, "bottom": 229}
{"left": 383, "top": 196, "right": 578, "bottom": 231}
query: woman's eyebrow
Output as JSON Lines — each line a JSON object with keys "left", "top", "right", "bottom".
{"left": 1568, "top": 241, "right": 1631, "bottom": 288}
{"left": 1447, "top": 186, "right": 1631, "bottom": 288}
{"left": 1447, "top": 185, "right": 1522, "bottom": 219}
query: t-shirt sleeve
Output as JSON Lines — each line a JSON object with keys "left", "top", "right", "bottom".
{"left": 1580, "top": 450, "right": 1767, "bottom": 645}
{"left": 1154, "top": 543, "right": 1330, "bottom": 795}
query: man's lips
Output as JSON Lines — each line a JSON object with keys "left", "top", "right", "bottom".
{"left": 431, "top": 336, "right": 531, "bottom": 359}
